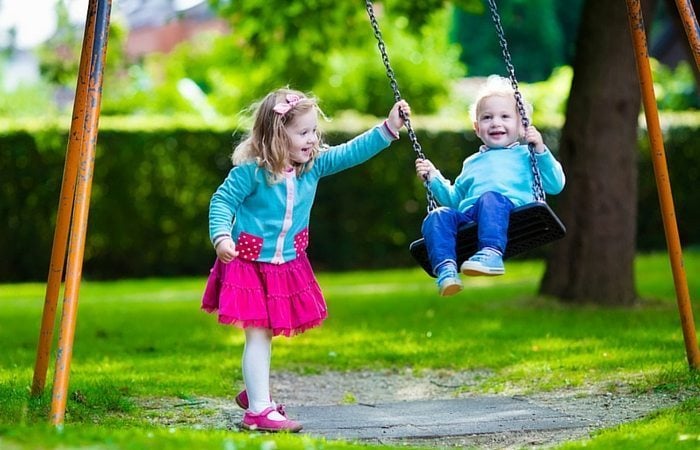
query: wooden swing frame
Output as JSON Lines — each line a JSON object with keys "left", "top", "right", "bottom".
{"left": 29, "top": 0, "right": 700, "bottom": 426}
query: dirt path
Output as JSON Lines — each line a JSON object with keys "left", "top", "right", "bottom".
{"left": 140, "top": 369, "right": 688, "bottom": 449}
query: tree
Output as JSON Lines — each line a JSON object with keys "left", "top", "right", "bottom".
{"left": 451, "top": 0, "right": 584, "bottom": 82}
{"left": 36, "top": 0, "right": 81, "bottom": 88}
{"left": 539, "top": 0, "right": 659, "bottom": 305}
{"left": 194, "top": 0, "right": 467, "bottom": 116}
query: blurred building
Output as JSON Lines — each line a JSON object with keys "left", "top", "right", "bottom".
{"left": 2, "top": 49, "right": 40, "bottom": 90}
{"left": 121, "top": 0, "right": 229, "bottom": 61}
{"left": 1, "top": 0, "right": 229, "bottom": 90}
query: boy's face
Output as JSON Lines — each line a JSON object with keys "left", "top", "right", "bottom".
{"left": 473, "top": 95, "right": 522, "bottom": 149}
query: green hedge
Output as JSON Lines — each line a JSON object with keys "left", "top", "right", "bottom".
{"left": 1, "top": 115, "right": 698, "bottom": 281}
{"left": 637, "top": 118, "right": 700, "bottom": 251}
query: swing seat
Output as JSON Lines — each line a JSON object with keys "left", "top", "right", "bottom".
{"left": 409, "top": 202, "right": 566, "bottom": 277}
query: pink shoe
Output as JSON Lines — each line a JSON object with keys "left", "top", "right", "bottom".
{"left": 241, "top": 406, "right": 303, "bottom": 433}
{"left": 235, "top": 390, "right": 287, "bottom": 417}
{"left": 234, "top": 390, "right": 250, "bottom": 409}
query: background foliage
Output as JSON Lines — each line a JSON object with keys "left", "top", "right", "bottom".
{"left": 1, "top": 0, "right": 697, "bottom": 118}
{"left": 1, "top": 114, "right": 698, "bottom": 282}
{"left": 0, "top": 0, "right": 698, "bottom": 282}
{"left": 98, "top": 0, "right": 467, "bottom": 117}
{"left": 451, "top": 0, "right": 584, "bottom": 82}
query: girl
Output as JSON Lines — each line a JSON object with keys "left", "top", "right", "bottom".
{"left": 202, "top": 87, "right": 410, "bottom": 432}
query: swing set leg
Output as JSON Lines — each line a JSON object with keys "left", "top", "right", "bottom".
{"left": 30, "top": 0, "right": 113, "bottom": 426}
{"left": 626, "top": 0, "right": 700, "bottom": 370}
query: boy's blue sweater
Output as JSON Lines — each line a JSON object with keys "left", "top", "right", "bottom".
{"left": 428, "top": 144, "right": 565, "bottom": 212}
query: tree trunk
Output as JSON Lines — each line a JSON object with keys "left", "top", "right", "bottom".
{"left": 539, "top": 0, "right": 657, "bottom": 305}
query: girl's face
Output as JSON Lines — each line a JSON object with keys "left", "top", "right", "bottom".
{"left": 473, "top": 95, "right": 522, "bottom": 149}
{"left": 284, "top": 109, "right": 319, "bottom": 166}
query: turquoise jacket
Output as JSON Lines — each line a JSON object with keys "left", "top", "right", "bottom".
{"left": 209, "top": 123, "right": 397, "bottom": 264}
{"left": 428, "top": 143, "right": 565, "bottom": 212}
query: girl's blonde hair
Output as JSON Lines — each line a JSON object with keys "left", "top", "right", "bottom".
{"left": 232, "top": 88, "right": 324, "bottom": 183}
{"left": 469, "top": 75, "right": 533, "bottom": 124}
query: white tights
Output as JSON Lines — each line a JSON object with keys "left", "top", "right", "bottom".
{"left": 242, "top": 328, "right": 284, "bottom": 420}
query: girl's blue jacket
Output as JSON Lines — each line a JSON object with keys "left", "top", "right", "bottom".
{"left": 209, "top": 123, "right": 397, "bottom": 264}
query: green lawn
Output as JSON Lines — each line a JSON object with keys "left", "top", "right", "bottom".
{"left": 1, "top": 251, "right": 698, "bottom": 449}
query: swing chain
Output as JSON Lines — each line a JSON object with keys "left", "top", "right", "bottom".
{"left": 365, "top": 0, "right": 438, "bottom": 212}
{"left": 486, "top": 0, "right": 546, "bottom": 203}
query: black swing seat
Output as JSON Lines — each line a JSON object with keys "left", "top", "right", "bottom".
{"left": 409, "top": 202, "right": 566, "bottom": 277}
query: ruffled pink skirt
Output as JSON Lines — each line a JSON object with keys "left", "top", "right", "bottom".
{"left": 201, "top": 254, "right": 327, "bottom": 337}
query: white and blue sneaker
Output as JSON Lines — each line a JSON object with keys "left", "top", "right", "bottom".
{"left": 435, "top": 263, "right": 463, "bottom": 296}
{"left": 460, "top": 248, "right": 505, "bottom": 276}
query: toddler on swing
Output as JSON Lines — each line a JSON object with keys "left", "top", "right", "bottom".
{"left": 415, "top": 75, "right": 565, "bottom": 296}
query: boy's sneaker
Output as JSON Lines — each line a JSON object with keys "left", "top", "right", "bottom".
{"left": 241, "top": 407, "right": 303, "bottom": 433}
{"left": 460, "top": 248, "right": 505, "bottom": 276}
{"left": 436, "top": 264, "right": 463, "bottom": 296}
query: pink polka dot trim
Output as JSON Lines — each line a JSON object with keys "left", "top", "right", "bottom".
{"left": 236, "top": 232, "right": 263, "bottom": 260}
{"left": 294, "top": 228, "right": 309, "bottom": 256}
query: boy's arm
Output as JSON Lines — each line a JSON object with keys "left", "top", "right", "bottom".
{"left": 535, "top": 150, "right": 566, "bottom": 194}
{"left": 525, "top": 126, "right": 546, "bottom": 153}
{"left": 427, "top": 166, "right": 468, "bottom": 209}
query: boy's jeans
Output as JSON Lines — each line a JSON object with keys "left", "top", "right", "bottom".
{"left": 421, "top": 191, "right": 514, "bottom": 275}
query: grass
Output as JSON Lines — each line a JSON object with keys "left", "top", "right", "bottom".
{"left": 0, "top": 251, "right": 698, "bottom": 449}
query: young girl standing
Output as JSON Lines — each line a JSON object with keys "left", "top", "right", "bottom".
{"left": 202, "top": 87, "right": 410, "bottom": 432}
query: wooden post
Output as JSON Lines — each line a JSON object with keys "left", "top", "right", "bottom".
{"left": 673, "top": 0, "right": 700, "bottom": 71}
{"left": 31, "top": 0, "right": 100, "bottom": 398}
{"left": 27, "top": 0, "right": 112, "bottom": 425}
{"left": 625, "top": 0, "right": 700, "bottom": 370}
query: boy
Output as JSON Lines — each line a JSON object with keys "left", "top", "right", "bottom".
{"left": 415, "top": 75, "right": 565, "bottom": 296}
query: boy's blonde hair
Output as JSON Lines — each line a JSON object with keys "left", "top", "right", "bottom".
{"left": 232, "top": 88, "right": 324, "bottom": 183}
{"left": 469, "top": 75, "right": 533, "bottom": 124}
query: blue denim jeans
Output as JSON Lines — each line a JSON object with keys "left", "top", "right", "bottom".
{"left": 421, "top": 191, "right": 514, "bottom": 275}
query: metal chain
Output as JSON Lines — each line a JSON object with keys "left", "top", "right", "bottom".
{"left": 365, "top": 0, "right": 438, "bottom": 212}
{"left": 486, "top": 0, "right": 546, "bottom": 202}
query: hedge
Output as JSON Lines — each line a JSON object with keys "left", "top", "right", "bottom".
{"left": 1, "top": 114, "right": 698, "bottom": 281}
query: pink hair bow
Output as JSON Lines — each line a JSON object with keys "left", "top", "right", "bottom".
{"left": 273, "top": 94, "right": 302, "bottom": 116}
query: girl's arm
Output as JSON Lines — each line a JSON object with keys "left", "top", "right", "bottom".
{"left": 209, "top": 165, "right": 256, "bottom": 249}
{"left": 313, "top": 101, "right": 410, "bottom": 177}
{"left": 387, "top": 100, "right": 410, "bottom": 133}
{"left": 214, "top": 237, "right": 238, "bottom": 263}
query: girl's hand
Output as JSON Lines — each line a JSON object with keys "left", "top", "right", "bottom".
{"left": 525, "top": 125, "right": 546, "bottom": 153}
{"left": 387, "top": 100, "right": 411, "bottom": 133}
{"left": 215, "top": 238, "right": 238, "bottom": 263}
{"left": 415, "top": 158, "right": 437, "bottom": 181}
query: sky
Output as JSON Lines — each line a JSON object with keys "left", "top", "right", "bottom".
{"left": 0, "top": 0, "right": 207, "bottom": 49}
{"left": 0, "top": 0, "right": 88, "bottom": 49}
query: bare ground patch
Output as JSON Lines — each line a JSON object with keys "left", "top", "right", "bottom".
{"left": 138, "top": 369, "right": 689, "bottom": 449}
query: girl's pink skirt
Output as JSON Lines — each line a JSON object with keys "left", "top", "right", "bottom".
{"left": 201, "top": 254, "right": 327, "bottom": 337}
